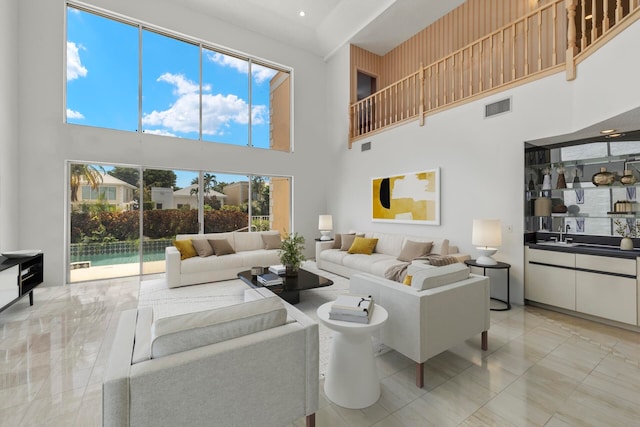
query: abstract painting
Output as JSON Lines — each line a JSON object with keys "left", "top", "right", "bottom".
{"left": 371, "top": 168, "right": 440, "bottom": 225}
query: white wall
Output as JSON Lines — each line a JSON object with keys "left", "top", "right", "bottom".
{"left": 17, "top": 0, "right": 330, "bottom": 284}
{"left": 0, "top": 0, "right": 19, "bottom": 252}
{"left": 326, "top": 20, "right": 640, "bottom": 306}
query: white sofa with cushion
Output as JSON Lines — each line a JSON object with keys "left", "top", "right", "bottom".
{"left": 103, "top": 289, "right": 319, "bottom": 427}
{"left": 316, "top": 231, "right": 469, "bottom": 279}
{"left": 350, "top": 262, "right": 490, "bottom": 388}
{"left": 166, "top": 230, "right": 282, "bottom": 288}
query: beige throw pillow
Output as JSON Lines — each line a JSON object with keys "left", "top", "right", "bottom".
{"left": 332, "top": 233, "right": 344, "bottom": 249}
{"left": 209, "top": 239, "right": 236, "bottom": 256}
{"left": 397, "top": 240, "right": 433, "bottom": 262}
{"left": 262, "top": 233, "right": 282, "bottom": 250}
{"left": 340, "top": 234, "right": 357, "bottom": 251}
{"left": 191, "top": 239, "right": 214, "bottom": 257}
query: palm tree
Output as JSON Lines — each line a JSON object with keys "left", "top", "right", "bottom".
{"left": 190, "top": 173, "right": 218, "bottom": 197}
{"left": 70, "top": 164, "right": 105, "bottom": 202}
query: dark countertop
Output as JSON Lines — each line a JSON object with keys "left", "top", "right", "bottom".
{"left": 527, "top": 242, "right": 640, "bottom": 259}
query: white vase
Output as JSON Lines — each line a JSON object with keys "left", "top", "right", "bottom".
{"left": 620, "top": 237, "right": 633, "bottom": 250}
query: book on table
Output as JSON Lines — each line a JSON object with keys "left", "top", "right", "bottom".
{"left": 329, "top": 294, "right": 374, "bottom": 323}
{"left": 257, "top": 272, "right": 283, "bottom": 286}
{"left": 268, "top": 264, "right": 286, "bottom": 275}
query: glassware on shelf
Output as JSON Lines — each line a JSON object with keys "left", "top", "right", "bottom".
{"left": 556, "top": 165, "right": 567, "bottom": 189}
{"left": 592, "top": 167, "right": 616, "bottom": 186}
{"left": 620, "top": 169, "right": 637, "bottom": 185}
{"left": 572, "top": 168, "right": 581, "bottom": 188}
{"left": 542, "top": 167, "right": 552, "bottom": 190}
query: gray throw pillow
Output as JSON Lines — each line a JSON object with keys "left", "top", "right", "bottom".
{"left": 208, "top": 239, "right": 236, "bottom": 256}
{"left": 397, "top": 240, "right": 433, "bottom": 262}
{"left": 191, "top": 239, "right": 214, "bottom": 257}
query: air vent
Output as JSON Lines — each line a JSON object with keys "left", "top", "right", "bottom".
{"left": 361, "top": 141, "right": 371, "bottom": 151}
{"left": 485, "top": 97, "right": 511, "bottom": 118}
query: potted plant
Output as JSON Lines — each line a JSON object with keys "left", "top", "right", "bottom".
{"left": 279, "top": 232, "right": 306, "bottom": 276}
{"left": 614, "top": 219, "right": 637, "bottom": 250}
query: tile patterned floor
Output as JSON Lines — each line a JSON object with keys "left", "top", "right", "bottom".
{"left": 0, "top": 276, "right": 639, "bottom": 426}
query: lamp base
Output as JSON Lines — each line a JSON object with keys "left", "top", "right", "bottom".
{"left": 476, "top": 247, "right": 498, "bottom": 265}
{"left": 320, "top": 231, "right": 332, "bottom": 241}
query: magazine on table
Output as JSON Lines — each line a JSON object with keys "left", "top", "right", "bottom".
{"left": 329, "top": 294, "right": 374, "bottom": 323}
{"left": 257, "top": 272, "right": 283, "bottom": 286}
{"left": 268, "top": 264, "right": 286, "bottom": 275}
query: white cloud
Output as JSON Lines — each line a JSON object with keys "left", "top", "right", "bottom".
{"left": 157, "top": 73, "right": 210, "bottom": 95}
{"left": 207, "top": 52, "right": 278, "bottom": 84}
{"left": 66, "top": 108, "right": 84, "bottom": 119}
{"left": 67, "top": 41, "right": 87, "bottom": 81}
{"left": 143, "top": 129, "right": 177, "bottom": 137}
{"left": 142, "top": 73, "right": 268, "bottom": 136}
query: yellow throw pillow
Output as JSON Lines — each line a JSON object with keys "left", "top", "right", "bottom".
{"left": 403, "top": 275, "right": 413, "bottom": 286}
{"left": 173, "top": 239, "right": 197, "bottom": 260}
{"left": 347, "top": 237, "right": 379, "bottom": 255}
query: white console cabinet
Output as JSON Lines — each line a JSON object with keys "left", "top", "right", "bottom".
{"left": 525, "top": 248, "right": 639, "bottom": 326}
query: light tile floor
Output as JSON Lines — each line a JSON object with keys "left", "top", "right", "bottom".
{"left": 1, "top": 276, "right": 639, "bottom": 426}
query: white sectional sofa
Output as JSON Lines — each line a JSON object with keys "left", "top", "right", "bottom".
{"left": 103, "top": 286, "right": 319, "bottom": 427}
{"left": 165, "top": 230, "right": 282, "bottom": 288}
{"left": 315, "top": 231, "right": 469, "bottom": 279}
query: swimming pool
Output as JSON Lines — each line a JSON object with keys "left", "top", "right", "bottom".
{"left": 70, "top": 251, "right": 165, "bottom": 266}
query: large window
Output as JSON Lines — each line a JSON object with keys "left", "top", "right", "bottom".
{"left": 66, "top": 4, "right": 291, "bottom": 151}
{"left": 68, "top": 162, "right": 292, "bottom": 283}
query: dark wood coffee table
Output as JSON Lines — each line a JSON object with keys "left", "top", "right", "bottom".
{"left": 237, "top": 268, "right": 333, "bottom": 304}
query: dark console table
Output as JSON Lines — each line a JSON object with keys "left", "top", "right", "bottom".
{"left": 0, "top": 253, "right": 44, "bottom": 314}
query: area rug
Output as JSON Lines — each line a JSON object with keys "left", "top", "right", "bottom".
{"left": 137, "top": 261, "right": 389, "bottom": 376}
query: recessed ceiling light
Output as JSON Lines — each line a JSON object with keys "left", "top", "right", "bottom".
{"left": 600, "top": 129, "right": 617, "bottom": 134}
{"left": 299, "top": 11, "right": 305, "bottom": 17}
{"left": 606, "top": 133, "right": 623, "bottom": 138}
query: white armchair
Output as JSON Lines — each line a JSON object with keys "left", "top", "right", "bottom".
{"left": 350, "top": 264, "right": 489, "bottom": 388}
{"left": 103, "top": 297, "right": 319, "bottom": 427}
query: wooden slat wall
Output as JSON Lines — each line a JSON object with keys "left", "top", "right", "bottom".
{"left": 350, "top": 45, "right": 383, "bottom": 104}
{"left": 354, "top": 0, "right": 557, "bottom": 89}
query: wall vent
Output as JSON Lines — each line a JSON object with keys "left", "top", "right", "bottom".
{"left": 361, "top": 141, "right": 371, "bottom": 151}
{"left": 485, "top": 97, "right": 511, "bottom": 118}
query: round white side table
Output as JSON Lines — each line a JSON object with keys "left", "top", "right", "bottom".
{"left": 316, "top": 301, "right": 388, "bottom": 409}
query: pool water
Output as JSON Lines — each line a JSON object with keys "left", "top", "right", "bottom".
{"left": 70, "top": 251, "right": 165, "bottom": 266}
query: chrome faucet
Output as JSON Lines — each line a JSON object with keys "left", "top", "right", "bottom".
{"left": 558, "top": 224, "right": 571, "bottom": 242}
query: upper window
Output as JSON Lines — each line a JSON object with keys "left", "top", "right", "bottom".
{"left": 82, "top": 186, "right": 116, "bottom": 201}
{"left": 66, "top": 4, "right": 291, "bottom": 151}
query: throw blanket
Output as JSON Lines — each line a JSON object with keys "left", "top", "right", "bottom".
{"left": 385, "top": 262, "right": 410, "bottom": 282}
{"left": 385, "top": 255, "right": 459, "bottom": 282}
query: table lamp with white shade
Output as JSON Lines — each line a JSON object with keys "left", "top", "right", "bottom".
{"left": 318, "top": 215, "right": 333, "bottom": 241}
{"left": 472, "top": 219, "right": 502, "bottom": 265}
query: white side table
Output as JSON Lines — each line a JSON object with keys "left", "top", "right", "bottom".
{"left": 316, "top": 301, "right": 388, "bottom": 409}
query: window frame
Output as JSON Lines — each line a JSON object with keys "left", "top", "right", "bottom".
{"left": 65, "top": 1, "right": 294, "bottom": 151}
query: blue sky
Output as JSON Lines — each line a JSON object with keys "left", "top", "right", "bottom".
{"left": 66, "top": 6, "right": 277, "bottom": 152}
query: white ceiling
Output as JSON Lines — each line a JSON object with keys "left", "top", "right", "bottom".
{"left": 179, "top": 0, "right": 465, "bottom": 59}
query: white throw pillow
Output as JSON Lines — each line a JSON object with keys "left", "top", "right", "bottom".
{"left": 150, "top": 296, "right": 287, "bottom": 358}
{"left": 411, "top": 262, "right": 470, "bottom": 291}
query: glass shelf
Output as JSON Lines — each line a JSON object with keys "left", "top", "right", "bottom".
{"left": 525, "top": 185, "right": 639, "bottom": 195}
{"left": 528, "top": 214, "right": 640, "bottom": 219}
{"left": 526, "top": 153, "right": 639, "bottom": 170}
